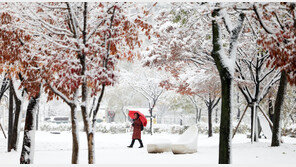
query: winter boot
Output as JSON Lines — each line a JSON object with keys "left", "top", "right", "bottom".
{"left": 127, "top": 139, "right": 135, "bottom": 148}
{"left": 138, "top": 139, "right": 144, "bottom": 148}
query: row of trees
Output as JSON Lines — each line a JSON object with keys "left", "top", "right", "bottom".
{"left": 0, "top": 2, "right": 152, "bottom": 164}
{"left": 144, "top": 2, "right": 296, "bottom": 164}
{"left": 0, "top": 2, "right": 295, "bottom": 165}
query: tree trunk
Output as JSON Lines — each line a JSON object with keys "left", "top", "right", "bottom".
{"left": 237, "top": 108, "right": 241, "bottom": 121}
{"left": 215, "top": 108, "right": 218, "bottom": 123}
{"left": 81, "top": 104, "right": 94, "bottom": 164}
{"left": 36, "top": 106, "right": 39, "bottom": 131}
{"left": 0, "top": 123, "right": 6, "bottom": 139}
{"left": 20, "top": 94, "right": 40, "bottom": 164}
{"left": 150, "top": 108, "right": 153, "bottom": 135}
{"left": 271, "top": 71, "right": 287, "bottom": 147}
{"left": 212, "top": 9, "right": 234, "bottom": 164}
{"left": 87, "top": 132, "right": 95, "bottom": 164}
{"left": 11, "top": 89, "right": 22, "bottom": 151}
{"left": 81, "top": 102, "right": 95, "bottom": 164}
{"left": 268, "top": 99, "right": 274, "bottom": 125}
{"left": 7, "top": 80, "right": 14, "bottom": 152}
{"left": 198, "top": 109, "right": 202, "bottom": 122}
{"left": 237, "top": 93, "right": 241, "bottom": 120}
{"left": 250, "top": 103, "right": 259, "bottom": 142}
{"left": 208, "top": 106, "right": 213, "bottom": 137}
{"left": 0, "top": 77, "right": 8, "bottom": 139}
{"left": 195, "top": 108, "right": 199, "bottom": 124}
{"left": 80, "top": 51, "right": 94, "bottom": 163}
{"left": 218, "top": 75, "right": 232, "bottom": 164}
{"left": 70, "top": 104, "right": 79, "bottom": 164}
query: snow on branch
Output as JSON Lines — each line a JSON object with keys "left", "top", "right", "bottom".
{"left": 46, "top": 80, "right": 74, "bottom": 105}
{"left": 11, "top": 76, "right": 25, "bottom": 101}
{"left": 218, "top": 11, "right": 245, "bottom": 76}
{"left": 228, "top": 12, "right": 245, "bottom": 64}
{"left": 86, "top": 19, "right": 106, "bottom": 42}
{"left": 259, "top": 66, "right": 276, "bottom": 83}
{"left": 221, "top": 8, "right": 234, "bottom": 33}
{"left": 259, "top": 71, "right": 281, "bottom": 102}
{"left": 253, "top": 3, "right": 276, "bottom": 34}
{"left": 36, "top": 3, "right": 68, "bottom": 10}
{"left": 66, "top": 2, "right": 80, "bottom": 47}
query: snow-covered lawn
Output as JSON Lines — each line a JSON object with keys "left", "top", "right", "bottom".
{"left": 0, "top": 131, "right": 295, "bottom": 164}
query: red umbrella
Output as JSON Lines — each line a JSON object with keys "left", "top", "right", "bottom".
{"left": 128, "top": 110, "right": 147, "bottom": 127}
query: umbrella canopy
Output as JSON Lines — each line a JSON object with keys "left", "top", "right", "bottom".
{"left": 128, "top": 110, "right": 147, "bottom": 127}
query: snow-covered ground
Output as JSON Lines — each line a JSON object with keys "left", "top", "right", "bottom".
{"left": 0, "top": 131, "right": 295, "bottom": 164}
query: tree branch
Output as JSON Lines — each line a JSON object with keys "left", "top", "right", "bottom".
{"left": 46, "top": 80, "right": 74, "bottom": 106}
{"left": 253, "top": 3, "right": 275, "bottom": 34}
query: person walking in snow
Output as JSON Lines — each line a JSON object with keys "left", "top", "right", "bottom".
{"left": 127, "top": 113, "right": 144, "bottom": 148}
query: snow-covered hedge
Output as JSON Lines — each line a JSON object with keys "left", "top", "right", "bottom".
{"left": 146, "top": 124, "right": 188, "bottom": 134}
{"left": 282, "top": 124, "right": 296, "bottom": 137}
{"left": 19, "top": 121, "right": 296, "bottom": 137}
{"left": 36, "top": 121, "right": 252, "bottom": 135}
{"left": 39, "top": 122, "right": 72, "bottom": 131}
{"left": 95, "top": 122, "right": 130, "bottom": 133}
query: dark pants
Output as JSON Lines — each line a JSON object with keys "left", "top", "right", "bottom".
{"left": 129, "top": 139, "right": 143, "bottom": 147}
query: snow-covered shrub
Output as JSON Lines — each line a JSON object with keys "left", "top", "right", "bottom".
{"left": 95, "top": 122, "right": 130, "bottom": 133}
{"left": 145, "top": 124, "right": 188, "bottom": 134}
{"left": 31, "top": 121, "right": 296, "bottom": 137}
{"left": 39, "top": 122, "right": 72, "bottom": 131}
{"left": 282, "top": 124, "right": 296, "bottom": 137}
{"left": 234, "top": 123, "right": 250, "bottom": 134}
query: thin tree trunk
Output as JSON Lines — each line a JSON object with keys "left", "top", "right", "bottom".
{"left": 268, "top": 99, "right": 274, "bottom": 126}
{"left": 215, "top": 108, "right": 218, "bottom": 124}
{"left": 237, "top": 108, "right": 241, "bottom": 121}
{"left": 81, "top": 107, "right": 94, "bottom": 164}
{"left": 237, "top": 93, "right": 240, "bottom": 120}
{"left": 78, "top": 2, "right": 94, "bottom": 163}
{"left": 250, "top": 103, "right": 259, "bottom": 142}
{"left": 7, "top": 79, "right": 14, "bottom": 152}
{"left": 20, "top": 93, "right": 40, "bottom": 164}
{"left": 198, "top": 109, "right": 202, "bottom": 122}
{"left": 11, "top": 88, "right": 22, "bottom": 151}
{"left": 271, "top": 71, "right": 287, "bottom": 147}
{"left": 70, "top": 104, "right": 79, "bottom": 164}
{"left": 0, "top": 123, "right": 6, "bottom": 139}
{"left": 36, "top": 106, "right": 39, "bottom": 131}
{"left": 254, "top": 104, "right": 259, "bottom": 142}
{"left": 0, "top": 77, "right": 8, "bottom": 139}
{"left": 208, "top": 106, "right": 213, "bottom": 137}
{"left": 80, "top": 53, "right": 94, "bottom": 164}
{"left": 87, "top": 132, "right": 94, "bottom": 163}
{"left": 48, "top": 84, "right": 80, "bottom": 164}
{"left": 149, "top": 108, "right": 153, "bottom": 135}
{"left": 195, "top": 108, "right": 199, "bottom": 124}
{"left": 289, "top": 114, "right": 295, "bottom": 124}
{"left": 81, "top": 92, "right": 95, "bottom": 164}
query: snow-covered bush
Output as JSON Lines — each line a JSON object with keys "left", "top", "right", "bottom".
{"left": 282, "top": 124, "right": 296, "bottom": 137}
{"left": 148, "top": 124, "right": 188, "bottom": 134}
{"left": 39, "top": 122, "right": 72, "bottom": 131}
{"left": 95, "top": 122, "right": 130, "bottom": 134}
{"left": 33, "top": 121, "right": 295, "bottom": 137}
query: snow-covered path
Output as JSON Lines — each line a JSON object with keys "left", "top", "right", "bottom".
{"left": 0, "top": 131, "right": 295, "bottom": 164}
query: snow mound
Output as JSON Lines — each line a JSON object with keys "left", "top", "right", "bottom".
{"left": 171, "top": 125, "right": 198, "bottom": 154}
{"left": 147, "top": 138, "right": 172, "bottom": 154}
